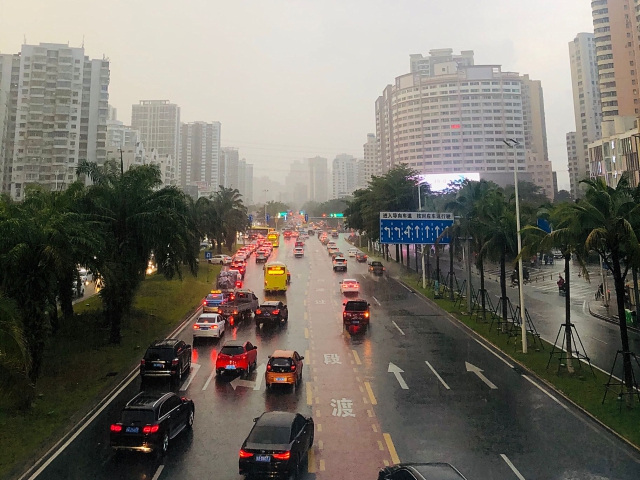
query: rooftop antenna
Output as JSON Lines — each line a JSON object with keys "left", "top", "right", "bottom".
{"left": 81, "top": 35, "right": 85, "bottom": 48}
{"left": 23, "top": 34, "right": 26, "bottom": 45}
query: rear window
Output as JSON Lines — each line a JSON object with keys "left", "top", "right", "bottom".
{"left": 270, "top": 358, "right": 292, "bottom": 367}
{"left": 198, "top": 316, "right": 216, "bottom": 323}
{"left": 220, "top": 346, "right": 245, "bottom": 356}
{"left": 248, "top": 426, "right": 291, "bottom": 444}
{"left": 121, "top": 409, "right": 155, "bottom": 424}
{"left": 207, "top": 294, "right": 224, "bottom": 301}
{"left": 346, "top": 301, "right": 368, "bottom": 312}
{"left": 144, "top": 347, "right": 174, "bottom": 361}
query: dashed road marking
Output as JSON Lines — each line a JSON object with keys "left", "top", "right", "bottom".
{"left": 319, "top": 459, "right": 326, "bottom": 471}
{"left": 521, "top": 375, "right": 568, "bottom": 410}
{"left": 304, "top": 312, "right": 308, "bottom": 320}
{"left": 202, "top": 371, "right": 215, "bottom": 391}
{"left": 317, "top": 424, "right": 323, "bottom": 432}
{"left": 352, "top": 350, "right": 362, "bottom": 365}
{"left": 179, "top": 363, "right": 201, "bottom": 391}
{"left": 425, "top": 361, "right": 450, "bottom": 390}
{"left": 152, "top": 465, "right": 164, "bottom": 480}
{"left": 359, "top": 385, "right": 364, "bottom": 393}
{"left": 306, "top": 383, "right": 313, "bottom": 405}
{"left": 378, "top": 440, "right": 384, "bottom": 451}
{"left": 371, "top": 424, "right": 378, "bottom": 432}
{"left": 367, "top": 409, "right": 373, "bottom": 417}
{"left": 305, "top": 350, "right": 309, "bottom": 361}
{"left": 473, "top": 338, "right": 514, "bottom": 368}
{"left": 308, "top": 449, "right": 317, "bottom": 473}
{"left": 500, "top": 454, "right": 526, "bottom": 480}
{"left": 391, "top": 321, "right": 405, "bottom": 335}
{"left": 305, "top": 328, "right": 309, "bottom": 338}
{"left": 315, "top": 397, "right": 319, "bottom": 404}
{"left": 383, "top": 460, "right": 390, "bottom": 466}
{"left": 318, "top": 440, "right": 324, "bottom": 450}
{"left": 364, "top": 382, "right": 378, "bottom": 405}
{"left": 316, "top": 410, "right": 321, "bottom": 417}
{"left": 363, "top": 397, "right": 369, "bottom": 404}
{"left": 383, "top": 433, "right": 401, "bottom": 465}
{"left": 372, "top": 296, "right": 381, "bottom": 306}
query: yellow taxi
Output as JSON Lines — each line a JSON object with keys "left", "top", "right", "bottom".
{"left": 265, "top": 350, "right": 304, "bottom": 389}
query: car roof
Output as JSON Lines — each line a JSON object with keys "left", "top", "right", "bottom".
{"left": 261, "top": 301, "right": 280, "bottom": 306}
{"left": 343, "top": 278, "right": 358, "bottom": 282}
{"left": 266, "top": 261, "right": 286, "bottom": 267}
{"left": 271, "top": 349, "right": 295, "bottom": 358}
{"left": 125, "top": 392, "right": 172, "bottom": 410}
{"left": 223, "top": 340, "right": 247, "bottom": 347}
{"left": 346, "top": 298, "right": 367, "bottom": 304}
{"left": 257, "top": 411, "right": 296, "bottom": 427}
{"left": 198, "top": 313, "right": 220, "bottom": 319}
{"left": 150, "top": 339, "right": 179, "bottom": 348}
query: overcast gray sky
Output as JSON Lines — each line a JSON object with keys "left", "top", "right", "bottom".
{"left": 1, "top": 0, "right": 594, "bottom": 189}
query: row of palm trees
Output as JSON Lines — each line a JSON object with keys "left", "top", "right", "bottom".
{"left": 0, "top": 160, "right": 248, "bottom": 403}
{"left": 345, "top": 166, "right": 640, "bottom": 405}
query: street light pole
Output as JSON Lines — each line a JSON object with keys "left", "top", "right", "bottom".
{"left": 418, "top": 182, "right": 426, "bottom": 289}
{"left": 503, "top": 138, "right": 527, "bottom": 353}
{"left": 263, "top": 189, "right": 269, "bottom": 224}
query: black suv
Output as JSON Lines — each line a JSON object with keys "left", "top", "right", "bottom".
{"left": 110, "top": 392, "right": 195, "bottom": 456}
{"left": 342, "top": 299, "right": 371, "bottom": 328}
{"left": 140, "top": 339, "right": 192, "bottom": 386}
{"left": 255, "top": 301, "right": 289, "bottom": 327}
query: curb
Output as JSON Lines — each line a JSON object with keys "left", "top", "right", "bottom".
{"left": 587, "top": 302, "right": 640, "bottom": 333}
{"left": 12, "top": 302, "right": 203, "bottom": 480}
{"left": 393, "top": 276, "right": 640, "bottom": 457}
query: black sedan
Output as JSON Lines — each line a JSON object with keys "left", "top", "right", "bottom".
{"left": 110, "top": 392, "right": 194, "bottom": 456}
{"left": 356, "top": 252, "right": 368, "bottom": 263}
{"left": 254, "top": 301, "right": 289, "bottom": 327}
{"left": 378, "top": 463, "right": 468, "bottom": 480}
{"left": 239, "top": 411, "right": 314, "bottom": 477}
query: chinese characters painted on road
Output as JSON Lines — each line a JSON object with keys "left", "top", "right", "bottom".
{"left": 331, "top": 398, "right": 355, "bottom": 417}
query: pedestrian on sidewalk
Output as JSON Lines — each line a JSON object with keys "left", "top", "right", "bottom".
{"left": 557, "top": 274, "right": 565, "bottom": 295}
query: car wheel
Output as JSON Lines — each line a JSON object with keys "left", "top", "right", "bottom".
{"left": 160, "top": 433, "right": 169, "bottom": 456}
{"left": 187, "top": 409, "right": 194, "bottom": 429}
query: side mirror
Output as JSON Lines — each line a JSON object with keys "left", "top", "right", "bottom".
{"left": 300, "top": 356, "right": 305, "bottom": 360}
{"left": 268, "top": 355, "right": 272, "bottom": 358}
{"left": 343, "top": 302, "right": 346, "bottom": 306}
{"left": 253, "top": 346, "right": 258, "bottom": 350}
{"left": 368, "top": 303, "right": 371, "bottom": 307}
{"left": 253, "top": 417, "right": 259, "bottom": 423}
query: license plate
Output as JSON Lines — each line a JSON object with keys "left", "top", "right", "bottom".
{"left": 125, "top": 426, "right": 139, "bottom": 434}
{"left": 153, "top": 363, "right": 163, "bottom": 368}
{"left": 256, "top": 455, "right": 271, "bottom": 462}
{"left": 225, "top": 365, "right": 236, "bottom": 370}
{"left": 200, "top": 326, "right": 209, "bottom": 330}
{"left": 276, "top": 377, "right": 285, "bottom": 382}
{"left": 352, "top": 321, "right": 360, "bottom": 325}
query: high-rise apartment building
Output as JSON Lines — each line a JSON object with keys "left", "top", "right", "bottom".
{"left": 107, "top": 116, "right": 140, "bottom": 148}
{"left": 221, "top": 147, "right": 239, "bottom": 189}
{"left": 244, "top": 163, "right": 254, "bottom": 204}
{"left": 131, "top": 100, "right": 180, "bottom": 161}
{"left": 179, "top": 121, "right": 221, "bottom": 189}
{"left": 307, "top": 156, "right": 328, "bottom": 202}
{"left": 375, "top": 60, "right": 527, "bottom": 178}
{"left": 567, "top": 33, "right": 602, "bottom": 197}
{"left": 332, "top": 154, "right": 358, "bottom": 199}
{"left": 591, "top": 0, "right": 640, "bottom": 118}
{"left": 410, "top": 49, "right": 475, "bottom": 76}
{"left": 363, "top": 133, "right": 379, "bottom": 183}
{"left": 0, "top": 44, "right": 110, "bottom": 199}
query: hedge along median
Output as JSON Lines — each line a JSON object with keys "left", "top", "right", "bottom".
{"left": 0, "top": 257, "right": 222, "bottom": 480}
{"left": 386, "top": 263, "right": 640, "bottom": 451}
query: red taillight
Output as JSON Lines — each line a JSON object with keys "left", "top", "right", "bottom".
{"left": 194, "top": 325, "right": 200, "bottom": 329}
{"left": 234, "top": 310, "right": 238, "bottom": 315}
{"left": 142, "top": 424, "right": 160, "bottom": 434}
{"left": 218, "top": 308, "right": 223, "bottom": 313}
{"left": 273, "top": 451, "right": 291, "bottom": 460}
{"left": 171, "top": 358, "right": 179, "bottom": 367}
{"left": 236, "top": 282, "right": 242, "bottom": 288}
{"left": 290, "top": 364, "right": 296, "bottom": 372}
{"left": 239, "top": 449, "right": 254, "bottom": 458}
{"left": 266, "top": 364, "right": 272, "bottom": 371}
{"left": 110, "top": 424, "right": 122, "bottom": 432}
{"left": 272, "top": 309, "right": 280, "bottom": 315}
{"left": 255, "top": 309, "right": 262, "bottom": 315}
{"left": 140, "top": 359, "right": 145, "bottom": 367}
{"left": 230, "top": 317, "right": 234, "bottom": 326}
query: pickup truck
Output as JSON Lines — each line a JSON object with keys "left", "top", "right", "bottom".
{"left": 217, "top": 289, "right": 259, "bottom": 324}
{"left": 343, "top": 299, "right": 370, "bottom": 331}
{"left": 368, "top": 261, "right": 385, "bottom": 276}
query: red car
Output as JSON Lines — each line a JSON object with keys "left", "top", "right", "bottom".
{"left": 216, "top": 340, "right": 258, "bottom": 377}
{"left": 231, "top": 261, "right": 246, "bottom": 276}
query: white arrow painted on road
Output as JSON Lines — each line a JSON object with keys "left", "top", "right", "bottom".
{"left": 229, "top": 363, "right": 266, "bottom": 390}
{"left": 465, "top": 361, "right": 497, "bottom": 389}
{"left": 180, "top": 363, "right": 201, "bottom": 391}
{"left": 388, "top": 362, "right": 409, "bottom": 389}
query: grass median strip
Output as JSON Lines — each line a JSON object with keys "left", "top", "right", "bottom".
{"left": 0, "top": 257, "right": 222, "bottom": 479}
{"left": 388, "top": 264, "right": 640, "bottom": 450}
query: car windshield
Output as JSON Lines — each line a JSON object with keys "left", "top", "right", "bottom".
{"left": 220, "top": 346, "right": 245, "bottom": 356}
{"left": 346, "top": 302, "right": 368, "bottom": 312}
{"left": 144, "top": 347, "right": 174, "bottom": 361}
{"left": 247, "top": 426, "right": 291, "bottom": 445}
{"left": 121, "top": 410, "right": 155, "bottom": 425}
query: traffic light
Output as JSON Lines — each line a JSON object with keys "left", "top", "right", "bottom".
{"left": 322, "top": 213, "right": 327, "bottom": 217}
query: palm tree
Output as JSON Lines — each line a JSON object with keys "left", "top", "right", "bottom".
{"left": 212, "top": 187, "right": 248, "bottom": 253}
{"left": 0, "top": 293, "right": 32, "bottom": 405}
{"left": 77, "top": 160, "right": 198, "bottom": 344}
{"left": 570, "top": 175, "right": 640, "bottom": 404}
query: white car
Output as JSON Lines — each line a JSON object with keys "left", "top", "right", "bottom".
{"left": 234, "top": 253, "right": 247, "bottom": 262}
{"left": 339, "top": 279, "right": 360, "bottom": 294}
{"left": 348, "top": 248, "right": 358, "bottom": 257}
{"left": 209, "top": 254, "right": 232, "bottom": 265}
{"left": 327, "top": 242, "right": 337, "bottom": 250}
{"left": 193, "top": 313, "right": 225, "bottom": 340}
{"left": 294, "top": 247, "right": 304, "bottom": 258}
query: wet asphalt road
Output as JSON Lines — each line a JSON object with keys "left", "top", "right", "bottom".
{"left": 30, "top": 236, "right": 640, "bottom": 480}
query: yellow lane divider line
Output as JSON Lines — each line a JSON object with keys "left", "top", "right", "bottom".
{"left": 308, "top": 448, "right": 317, "bottom": 473}
{"left": 364, "top": 382, "right": 377, "bottom": 405}
{"left": 304, "top": 328, "right": 309, "bottom": 338}
{"left": 352, "top": 350, "right": 362, "bottom": 365}
{"left": 319, "top": 459, "right": 326, "bottom": 471}
{"left": 383, "top": 433, "right": 401, "bottom": 465}
{"left": 306, "top": 382, "right": 313, "bottom": 405}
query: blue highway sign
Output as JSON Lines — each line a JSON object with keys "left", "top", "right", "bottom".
{"left": 304, "top": 213, "right": 309, "bottom": 223}
{"left": 204, "top": 251, "right": 213, "bottom": 260}
{"left": 379, "top": 212, "right": 453, "bottom": 245}
{"left": 248, "top": 214, "right": 253, "bottom": 223}
{"left": 265, "top": 213, "right": 270, "bottom": 222}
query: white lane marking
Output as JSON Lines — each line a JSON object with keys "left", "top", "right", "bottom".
{"left": 202, "top": 370, "right": 215, "bottom": 391}
{"left": 23, "top": 308, "right": 200, "bottom": 480}
{"left": 583, "top": 301, "right": 586, "bottom": 314}
{"left": 152, "top": 465, "right": 165, "bottom": 480}
{"left": 399, "top": 282, "right": 412, "bottom": 292}
{"left": 521, "top": 375, "right": 568, "bottom": 411}
{"left": 254, "top": 363, "right": 266, "bottom": 390}
{"left": 180, "top": 363, "right": 201, "bottom": 391}
{"left": 465, "top": 361, "right": 497, "bottom": 389}
{"left": 388, "top": 362, "right": 409, "bottom": 389}
{"left": 425, "top": 361, "right": 450, "bottom": 390}
{"left": 360, "top": 273, "right": 367, "bottom": 279}
{"left": 391, "top": 321, "right": 405, "bottom": 335}
{"left": 591, "top": 336, "right": 608, "bottom": 345}
{"left": 500, "top": 454, "right": 526, "bottom": 480}
{"left": 372, "top": 296, "right": 381, "bottom": 306}
{"left": 473, "top": 338, "right": 514, "bottom": 369}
